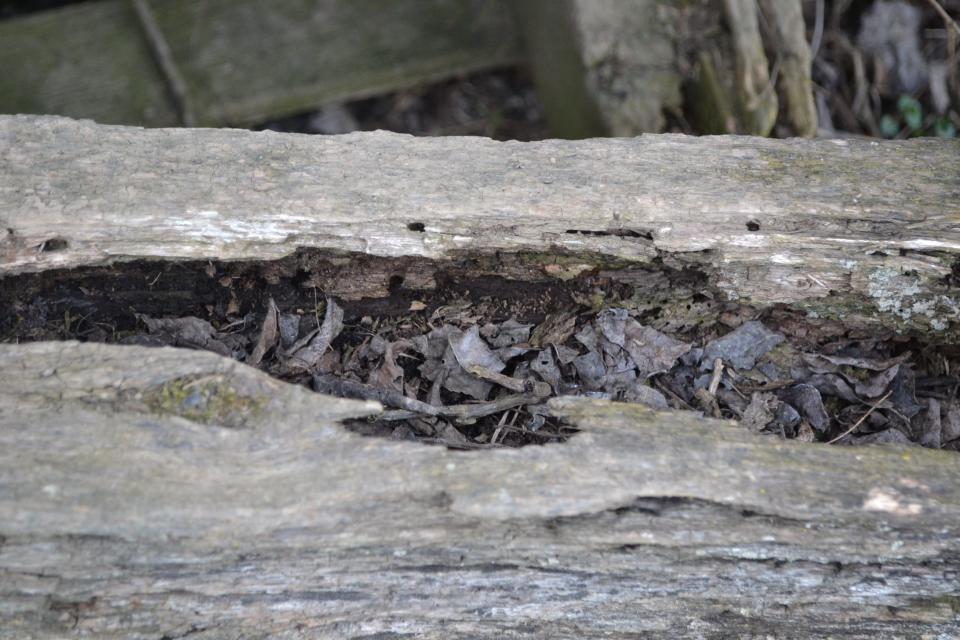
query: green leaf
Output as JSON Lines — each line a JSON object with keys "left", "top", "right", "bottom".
{"left": 879, "top": 114, "right": 900, "bottom": 138}
{"left": 933, "top": 116, "right": 956, "bottom": 139}
{"left": 896, "top": 95, "right": 923, "bottom": 130}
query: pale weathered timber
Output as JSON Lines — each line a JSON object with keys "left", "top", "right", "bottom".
{"left": 0, "top": 341, "right": 958, "bottom": 639}
{"left": 1, "top": 115, "right": 959, "bottom": 337}
{"left": 0, "top": 0, "right": 520, "bottom": 127}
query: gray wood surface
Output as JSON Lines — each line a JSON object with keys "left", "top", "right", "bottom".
{"left": 1, "top": 341, "right": 958, "bottom": 638}
{"left": 1, "top": 115, "right": 958, "bottom": 337}
{"left": 0, "top": 0, "right": 520, "bottom": 127}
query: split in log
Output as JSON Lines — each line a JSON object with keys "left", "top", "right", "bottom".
{"left": 1, "top": 341, "right": 959, "bottom": 638}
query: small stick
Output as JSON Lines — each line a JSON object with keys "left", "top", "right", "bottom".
{"left": 652, "top": 376, "right": 693, "bottom": 410}
{"left": 465, "top": 364, "right": 551, "bottom": 397}
{"left": 925, "top": 0, "right": 960, "bottom": 37}
{"left": 314, "top": 374, "right": 441, "bottom": 416}
{"left": 322, "top": 374, "right": 551, "bottom": 422}
{"left": 827, "top": 390, "right": 892, "bottom": 445}
{"left": 490, "top": 411, "right": 511, "bottom": 445}
{"left": 444, "top": 390, "right": 550, "bottom": 421}
{"left": 708, "top": 358, "right": 724, "bottom": 396}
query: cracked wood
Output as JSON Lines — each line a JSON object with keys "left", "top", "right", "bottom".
{"left": 0, "top": 342, "right": 958, "bottom": 638}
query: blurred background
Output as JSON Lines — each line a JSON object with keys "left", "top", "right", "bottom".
{"left": 0, "top": 0, "right": 956, "bottom": 141}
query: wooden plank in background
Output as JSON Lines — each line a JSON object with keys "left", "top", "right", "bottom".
{"left": 0, "top": 1, "right": 179, "bottom": 126}
{"left": 149, "top": 0, "right": 523, "bottom": 126}
{"left": 0, "top": 0, "right": 522, "bottom": 127}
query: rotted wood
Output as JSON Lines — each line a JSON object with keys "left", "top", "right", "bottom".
{"left": 1, "top": 115, "right": 958, "bottom": 338}
{"left": 0, "top": 341, "right": 958, "bottom": 638}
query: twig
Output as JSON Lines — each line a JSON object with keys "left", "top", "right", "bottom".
{"left": 378, "top": 391, "right": 548, "bottom": 422}
{"left": 925, "top": 0, "right": 960, "bottom": 37}
{"left": 314, "top": 374, "right": 441, "bottom": 416}
{"left": 323, "top": 372, "right": 551, "bottom": 422}
{"left": 490, "top": 411, "right": 511, "bottom": 445}
{"left": 465, "top": 364, "right": 526, "bottom": 393}
{"left": 810, "top": 0, "right": 825, "bottom": 60}
{"left": 652, "top": 376, "right": 693, "bottom": 410}
{"left": 827, "top": 390, "right": 892, "bottom": 445}
{"left": 708, "top": 358, "right": 724, "bottom": 396}
{"left": 466, "top": 363, "right": 552, "bottom": 397}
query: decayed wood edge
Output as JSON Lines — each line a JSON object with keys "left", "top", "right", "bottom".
{"left": 1, "top": 341, "right": 959, "bottom": 638}
{"left": 0, "top": 0, "right": 520, "bottom": 128}
{"left": 2, "top": 115, "right": 959, "bottom": 336}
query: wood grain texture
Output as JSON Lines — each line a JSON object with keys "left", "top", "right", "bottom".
{"left": 1, "top": 115, "right": 959, "bottom": 336}
{"left": 0, "top": 341, "right": 958, "bottom": 638}
{"left": 0, "top": 0, "right": 520, "bottom": 127}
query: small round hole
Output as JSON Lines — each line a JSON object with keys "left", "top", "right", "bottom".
{"left": 746, "top": 221, "right": 760, "bottom": 232}
{"left": 40, "top": 238, "right": 68, "bottom": 252}
{"left": 388, "top": 275, "right": 405, "bottom": 292}
{"left": 407, "top": 222, "right": 425, "bottom": 232}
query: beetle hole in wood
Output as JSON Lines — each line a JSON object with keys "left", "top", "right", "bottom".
{"left": 40, "top": 238, "right": 69, "bottom": 252}
{"left": 407, "top": 222, "right": 426, "bottom": 232}
{"left": 746, "top": 220, "right": 760, "bottom": 232}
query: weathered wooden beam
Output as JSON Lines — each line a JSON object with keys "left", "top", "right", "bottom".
{"left": 0, "top": 0, "right": 521, "bottom": 127}
{"left": 0, "top": 341, "right": 958, "bottom": 638}
{"left": 2, "top": 115, "right": 958, "bottom": 337}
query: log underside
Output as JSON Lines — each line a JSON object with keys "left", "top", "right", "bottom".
{"left": 1, "top": 116, "right": 960, "bottom": 636}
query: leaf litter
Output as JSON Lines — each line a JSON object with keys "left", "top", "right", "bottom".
{"left": 44, "top": 292, "right": 960, "bottom": 452}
